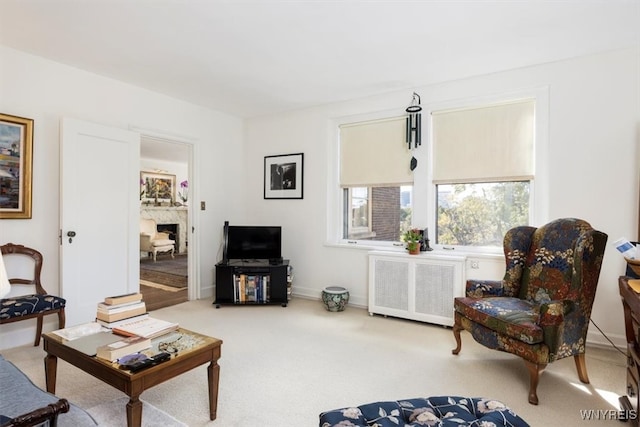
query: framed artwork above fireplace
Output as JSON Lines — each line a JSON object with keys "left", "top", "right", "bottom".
{"left": 141, "top": 171, "right": 175, "bottom": 203}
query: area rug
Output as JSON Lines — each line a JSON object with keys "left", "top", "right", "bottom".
{"left": 140, "top": 279, "right": 184, "bottom": 292}
{"left": 87, "top": 397, "right": 186, "bottom": 427}
{"left": 140, "top": 255, "right": 187, "bottom": 277}
{"left": 140, "top": 269, "right": 187, "bottom": 289}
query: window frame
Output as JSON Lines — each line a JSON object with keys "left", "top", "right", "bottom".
{"left": 345, "top": 187, "right": 372, "bottom": 238}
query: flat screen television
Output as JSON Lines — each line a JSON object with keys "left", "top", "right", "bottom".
{"left": 224, "top": 224, "right": 282, "bottom": 261}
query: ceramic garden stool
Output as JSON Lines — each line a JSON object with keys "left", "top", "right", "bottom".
{"left": 319, "top": 396, "right": 530, "bottom": 427}
{"left": 321, "top": 286, "right": 349, "bottom": 312}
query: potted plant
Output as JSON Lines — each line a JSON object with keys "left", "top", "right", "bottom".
{"left": 402, "top": 228, "right": 422, "bottom": 255}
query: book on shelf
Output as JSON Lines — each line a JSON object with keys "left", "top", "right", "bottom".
{"left": 96, "top": 335, "right": 152, "bottom": 362}
{"left": 96, "top": 302, "right": 146, "bottom": 323}
{"left": 96, "top": 313, "right": 150, "bottom": 329}
{"left": 112, "top": 316, "right": 179, "bottom": 339}
{"left": 233, "top": 273, "right": 270, "bottom": 303}
{"left": 103, "top": 292, "right": 143, "bottom": 306}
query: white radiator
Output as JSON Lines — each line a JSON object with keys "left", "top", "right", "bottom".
{"left": 369, "top": 251, "right": 465, "bottom": 326}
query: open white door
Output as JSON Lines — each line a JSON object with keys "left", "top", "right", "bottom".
{"left": 60, "top": 118, "right": 140, "bottom": 327}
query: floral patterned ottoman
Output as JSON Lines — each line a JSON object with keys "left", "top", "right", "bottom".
{"left": 319, "top": 396, "right": 529, "bottom": 427}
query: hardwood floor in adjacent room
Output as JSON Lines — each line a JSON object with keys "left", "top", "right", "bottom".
{"left": 140, "top": 284, "right": 187, "bottom": 311}
{"left": 140, "top": 254, "right": 188, "bottom": 311}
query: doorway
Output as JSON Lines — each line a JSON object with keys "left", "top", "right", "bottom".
{"left": 139, "top": 136, "right": 191, "bottom": 310}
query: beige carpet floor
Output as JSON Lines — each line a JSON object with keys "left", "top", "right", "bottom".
{"left": 88, "top": 397, "right": 186, "bottom": 426}
{"left": 2, "top": 298, "right": 627, "bottom": 426}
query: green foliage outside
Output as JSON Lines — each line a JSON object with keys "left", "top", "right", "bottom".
{"left": 400, "top": 207, "right": 412, "bottom": 238}
{"left": 437, "top": 182, "right": 529, "bottom": 246}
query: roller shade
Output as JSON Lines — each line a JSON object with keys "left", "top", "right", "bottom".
{"left": 340, "top": 117, "right": 413, "bottom": 187}
{"left": 432, "top": 99, "right": 534, "bottom": 184}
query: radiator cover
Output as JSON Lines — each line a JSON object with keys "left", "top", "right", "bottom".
{"left": 368, "top": 251, "right": 465, "bottom": 326}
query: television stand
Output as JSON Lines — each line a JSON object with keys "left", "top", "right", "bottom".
{"left": 214, "top": 259, "right": 290, "bottom": 308}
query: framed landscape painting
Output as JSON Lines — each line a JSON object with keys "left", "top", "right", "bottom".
{"left": 0, "top": 113, "right": 33, "bottom": 219}
{"left": 141, "top": 171, "right": 176, "bottom": 203}
{"left": 264, "top": 153, "right": 304, "bottom": 199}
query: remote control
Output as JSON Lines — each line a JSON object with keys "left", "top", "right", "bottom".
{"left": 127, "top": 352, "right": 171, "bottom": 373}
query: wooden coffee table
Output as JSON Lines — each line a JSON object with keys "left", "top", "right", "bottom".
{"left": 42, "top": 328, "right": 222, "bottom": 427}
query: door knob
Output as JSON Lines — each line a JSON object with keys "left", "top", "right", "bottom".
{"left": 67, "top": 231, "right": 76, "bottom": 243}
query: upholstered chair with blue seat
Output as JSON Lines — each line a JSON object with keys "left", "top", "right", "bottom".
{"left": 0, "top": 243, "right": 66, "bottom": 346}
{"left": 452, "top": 218, "right": 607, "bottom": 405}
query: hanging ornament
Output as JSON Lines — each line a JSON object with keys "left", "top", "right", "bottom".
{"left": 405, "top": 92, "right": 421, "bottom": 170}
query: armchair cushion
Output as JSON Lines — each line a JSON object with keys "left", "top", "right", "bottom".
{"left": 454, "top": 297, "right": 543, "bottom": 344}
{"left": 0, "top": 294, "right": 66, "bottom": 321}
{"left": 0, "top": 355, "right": 97, "bottom": 426}
{"left": 149, "top": 239, "right": 174, "bottom": 248}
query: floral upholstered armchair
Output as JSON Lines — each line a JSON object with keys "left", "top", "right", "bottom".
{"left": 452, "top": 218, "right": 607, "bottom": 405}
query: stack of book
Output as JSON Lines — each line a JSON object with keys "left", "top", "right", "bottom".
{"left": 96, "top": 293, "right": 148, "bottom": 328}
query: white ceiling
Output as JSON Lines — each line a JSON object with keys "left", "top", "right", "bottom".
{"left": 1, "top": 1, "right": 638, "bottom": 122}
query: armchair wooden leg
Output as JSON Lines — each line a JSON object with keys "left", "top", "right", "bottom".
{"left": 574, "top": 353, "right": 590, "bottom": 383}
{"left": 452, "top": 323, "right": 463, "bottom": 355}
{"left": 524, "top": 360, "right": 546, "bottom": 405}
{"left": 34, "top": 315, "right": 43, "bottom": 346}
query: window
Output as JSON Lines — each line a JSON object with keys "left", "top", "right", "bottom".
{"left": 339, "top": 117, "right": 414, "bottom": 243}
{"left": 345, "top": 187, "right": 371, "bottom": 238}
{"left": 437, "top": 181, "right": 530, "bottom": 246}
{"left": 432, "top": 99, "right": 535, "bottom": 247}
{"left": 332, "top": 91, "right": 545, "bottom": 251}
{"left": 343, "top": 185, "right": 413, "bottom": 241}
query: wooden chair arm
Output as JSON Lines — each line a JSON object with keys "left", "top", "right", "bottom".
{"left": 0, "top": 398, "right": 69, "bottom": 427}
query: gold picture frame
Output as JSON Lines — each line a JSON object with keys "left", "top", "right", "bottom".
{"left": 0, "top": 113, "right": 33, "bottom": 219}
{"left": 140, "top": 171, "right": 176, "bottom": 203}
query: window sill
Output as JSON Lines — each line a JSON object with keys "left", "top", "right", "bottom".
{"left": 323, "top": 240, "right": 503, "bottom": 259}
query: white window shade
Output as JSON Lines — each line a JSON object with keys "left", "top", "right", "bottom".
{"left": 432, "top": 100, "right": 534, "bottom": 184}
{"left": 340, "top": 117, "right": 413, "bottom": 187}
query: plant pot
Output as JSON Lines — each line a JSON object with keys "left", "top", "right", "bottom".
{"left": 408, "top": 246, "right": 420, "bottom": 255}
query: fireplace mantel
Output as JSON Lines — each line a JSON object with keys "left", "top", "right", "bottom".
{"left": 140, "top": 207, "right": 188, "bottom": 253}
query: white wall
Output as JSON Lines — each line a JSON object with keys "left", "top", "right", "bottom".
{"left": 0, "top": 46, "right": 247, "bottom": 349}
{"left": 245, "top": 47, "right": 640, "bottom": 347}
{"left": 1, "top": 45, "right": 638, "bottom": 350}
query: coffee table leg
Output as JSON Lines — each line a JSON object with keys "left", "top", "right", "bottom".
{"left": 126, "top": 396, "right": 143, "bottom": 427}
{"left": 208, "top": 360, "right": 220, "bottom": 420}
{"left": 44, "top": 354, "right": 57, "bottom": 394}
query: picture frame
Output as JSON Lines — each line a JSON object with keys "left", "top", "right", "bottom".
{"left": 140, "top": 171, "right": 176, "bottom": 203}
{"left": 0, "top": 113, "right": 33, "bottom": 219}
{"left": 264, "top": 153, "right": 304, "bottom": 199}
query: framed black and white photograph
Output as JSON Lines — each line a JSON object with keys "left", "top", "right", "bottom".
{"left": 264, "top": 153, "right": 303, "bottom": 199}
